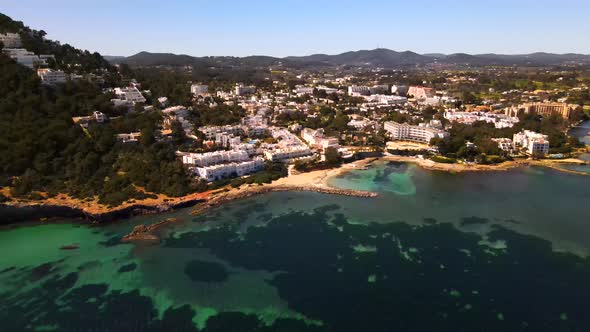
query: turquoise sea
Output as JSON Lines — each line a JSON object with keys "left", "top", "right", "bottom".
{"left": 1, "top": 161, "right": 590, "bottom": 331}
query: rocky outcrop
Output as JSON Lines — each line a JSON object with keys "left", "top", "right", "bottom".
{"left": 121, "top": 218, "right": 179, "bottom": 243}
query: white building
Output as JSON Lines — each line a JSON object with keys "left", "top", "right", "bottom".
{"left": 444, "top": 111, "right": 519, "bottom": 129}
{"left": 37, "top": 68, "right": 67, "bottom": 85}
{"left": 301, "top": 128, "right": 339, "bottom": 151}
{"left": 215, "top": 132, "right": 242, "bottom": 147}
{"left": 295, "top": 86, "right": 314, "bottom": 96}
{"left": 72, "top": 111, "right": 108, "bottom": 128}
{"left": 157, "top": 97, "right": 169, "bottom": 107}
{"left": 492, "top": 138, "right": 515, "bottom": 154}
{"left": 0, "top": 33, "right": 22, "bottom": 48}
{"left": 513, "top": 130, "right": 549, "bottom": 156}
{"left": 384, "top": 121, "right": 448, "bottom": 145}
{"left": 191, "top": 84, "right": 209, "bottom": 96}
{"left": 182, "top": 150, "right": 249, "bottom": 167}
{"left": 235, "top": 84, "right": 256, "bottom": 96}
{"left": 199, "top": 125, "right": 242, "bottom": 139}
{"left": 317, "top": 86, "right": 340, "bottom": 95}
{"left": 391, "top": 85, "right": 408, "bottom": 96}
{"left": 114, "top": 87, "right": 146, "bottom": 104}
{"left": 407, "top": 86, "right": 434, "bottom": 99}
{"left": 369, "top": 85, "right": 389, "bottom": 95}
{"left": 348, "top": 119, "right": 371, "bottom": 130}
{"left": 196, "top": 158, "right": 265, "bottom": 182}
{"left": 116, "top": 132, "right": 141, "bottom": 143}
{"left": 2, "top": 48, "right": 50, "bottom": 68}
{"left": 264, "top": 147, "right": 313, "bottom": 162}
{"left": 364, "top": 94, "right": 407, "bottom": 105}
{"left": 348, "top": 85, "right": 370, "bottom": 96}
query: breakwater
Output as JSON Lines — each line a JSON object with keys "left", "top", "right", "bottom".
{"left": 192, "top": 185, "right": 377, "bottom": 216}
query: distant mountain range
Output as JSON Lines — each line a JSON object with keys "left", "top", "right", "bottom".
{"left": 109, "top": 48, "right": 590, "bottom": 68}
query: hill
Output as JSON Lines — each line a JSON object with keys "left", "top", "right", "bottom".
{"left": 113, "top": 48, "right": 590, "bottom": 69}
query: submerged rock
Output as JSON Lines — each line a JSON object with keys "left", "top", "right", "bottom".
{"left": 121, "top": 218, "right": 179, "bottom": 243}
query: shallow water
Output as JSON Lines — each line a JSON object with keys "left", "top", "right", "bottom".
{"left": 1, "top": 163, "right": 590, "bottom": 331}
{"left": 570, "top": 120, "right": 590, "bottom": 146}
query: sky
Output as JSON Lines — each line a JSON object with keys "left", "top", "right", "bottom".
{"left": 1, "top": 0, "right": 590, "bottom": 57}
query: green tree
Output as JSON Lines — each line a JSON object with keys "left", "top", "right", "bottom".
{"left": 324, "top": 147, "right": 341, "bottom": 166}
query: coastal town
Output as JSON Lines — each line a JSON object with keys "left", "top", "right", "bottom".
{"left": 1, "top": 14, "right": 589, "bottom": 215}
{"left": 4, "top": 4, "right": 590, "bottom": 332}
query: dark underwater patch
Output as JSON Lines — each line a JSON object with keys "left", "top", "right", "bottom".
{"left": 423, "top": 217, "right": 438, "bottom": 224}
{"left": 99, "top": 235, "right": 123, "bottom": 247}
{"left": 504, "top": 218, "right": 521, "bottom": 224}
{"left": 181, "top": 207, "right": 590, "bottom": 332}
{"left": 460, "top": 216, "right": 490, "bottom": 226}
{"left": 118, "top": 263, "right": 137, "bottom": 273}
{"left": 184, "top": 260, "right": 229, "bottom": 283}
{"left": 256, "top": 213, "right": 274, "bottom": 221}
{"left": 30, "top": 262, "right": 56, "bottom": 281}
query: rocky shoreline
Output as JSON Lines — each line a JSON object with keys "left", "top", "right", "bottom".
{"left": 0, "top": 198, "right": 205, "bottom": 225}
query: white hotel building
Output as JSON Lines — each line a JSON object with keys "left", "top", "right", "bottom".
{"left": 182, "top": 150, "right": 249, "bottom": 167}
{"left": 384, "top": 121, "right": 448, "bottom": 145}
{"left": 513, "top": 130, "right": 549, "bottom": 156}
{"left": 196, "top": 158, "right": 265, "bottom": 182}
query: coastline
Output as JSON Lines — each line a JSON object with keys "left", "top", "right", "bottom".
{"left": 190, "top": 165, "right": 378, "bottom": 217}
{"left": 1, "top": 154, "right": 588, "bottom": 224}
{"left": 381, "top": 155, "right": 590, "bottom": 175}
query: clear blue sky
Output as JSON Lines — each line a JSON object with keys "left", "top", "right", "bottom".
{"left": 2, "top": 0, "right": 589, "bottom": 57}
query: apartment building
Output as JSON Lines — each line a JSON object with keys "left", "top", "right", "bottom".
{"left": 0, "top": 32, "right": 22, "bottom": 48}
{"left": 235, "top": 84, "right": 256, "bottom": 96}
{"left": 182, "top": 150, "right": 249, "bottom": 167}
{"left": 384, "top": 121, "right": 448, "bottom": 144}
{"left": 295, "top": 86, "right": 314, "bottom": 96}
{"left": 444, "top": 111, "right": 519, "bottom": 129}
{"left": 301, "top": 128, "right": 339, "bottom": 151}
{"left": 513, "top": 130, "right": 549, "bottom": 156}
{"left": 196, "top": 158, "right": 265, "bottom": 182}
{"left": 506, "top": 102, "right": 579, "bottom": 119}
{"left": 369, "top": 84, "right": 389, "bottom": 95}
{"left": 263, "top": 147, "right": 313, "bottom": 162}
{"left": 199, "top": 125, "right": 242, "bottom": 139}
{"left": 191, "top": 84, "right": 209, "bottom": 96}
{"left": 113, "top": 87, "right": 147, "bottom": 104}
{"left": 492, "top": 138, "right": 515, "bottom": 154}
{"left": 348, "top": 85, "right": 370, "bottom": 96}
{"left": 2, "top": 48, "right": 51, "bottom": 68}
{"left": 391, "top": 85, "right": 408, "bottom": 96}
{"left": 37, "top": 68, "right": 67, "bottom": 85}
{"left": 407, "top": 86, "right": 435, "bottom": 99}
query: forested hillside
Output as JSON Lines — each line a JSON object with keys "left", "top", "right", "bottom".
{"left": 0, "top": 13, "right": 195, "bottom": 206}
{"left": 0, "top": 13, "right": 112, "bottom": 73}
